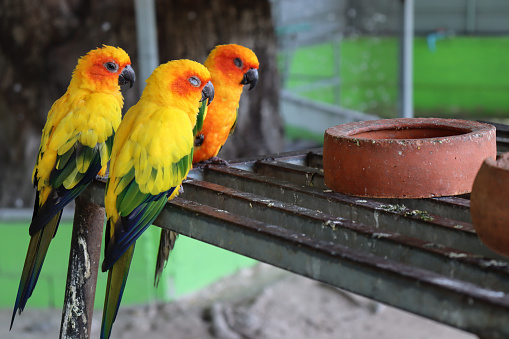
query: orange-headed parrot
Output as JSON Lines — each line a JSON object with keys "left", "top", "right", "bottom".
{"left": 154, "top": 44, "right": 259, "bottom": 285}
{"left": 11, "top": 45, "right": 134, "bottom": 329}
{"left": 193, "top": 43, "right": 259, "bottom": 164}
{"left": 100, "top": 59, "right": 214, "bottom": 339}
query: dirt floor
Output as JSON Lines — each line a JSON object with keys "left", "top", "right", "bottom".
{"left": 4, "top": 263, "right": 476, "bottom": 339}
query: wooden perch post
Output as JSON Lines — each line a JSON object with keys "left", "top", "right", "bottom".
{"left": 59, "top": 195, "right": 105, "bottom": 339}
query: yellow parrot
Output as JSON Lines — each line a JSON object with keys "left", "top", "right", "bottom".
{"left": 100, "top": 59, "right": 214, "bottom": 339}
{"left": 154, "top": 44, "right": 259, "bottom": 285}
{"left": 11, "top": 45, "right": 134, "bottom": 329}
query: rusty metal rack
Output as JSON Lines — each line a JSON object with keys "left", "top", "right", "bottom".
{"left": 81, "top": 131, "right": 509, "bottom": 339}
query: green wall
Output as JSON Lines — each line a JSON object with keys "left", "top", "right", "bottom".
{"left": 285, "top": 36, "right": 509, "bottom": 119}
{"left": 1, "top": 221, "right": 256, "bottom": 309}
{"left": 413, "top": 36, "right": 509, "bottom": 116}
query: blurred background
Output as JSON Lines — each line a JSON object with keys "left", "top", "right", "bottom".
{"left": 1, "top": 0, "right": 508, "bottom": 330}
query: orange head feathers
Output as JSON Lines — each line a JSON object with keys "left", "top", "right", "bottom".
{"left": 205, "top": 44, "right": 259, "bottom": 90}
{"left": 141, "top": 59, "right": 214, "bottom": 126}
{"left": 72, "top": 45, "right": 135, "bottom": 93}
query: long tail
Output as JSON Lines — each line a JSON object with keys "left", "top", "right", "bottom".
{"left": 154, "top": 229, "right": 178, "bottom": 287}
{"left": 11, "top": 211, "right": 62, "bottom": 329}
{"left": 101, "top": 244, "right": 135, "bottom": 339}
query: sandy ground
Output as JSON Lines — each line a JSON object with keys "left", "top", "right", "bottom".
{"left": 4, "top": 263, "right": 476, "bottom": 339}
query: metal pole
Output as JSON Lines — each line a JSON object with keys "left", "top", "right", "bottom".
{"left": 134, "top": 0, "right": 160, "bottom": 93}
{"left": 466, "top": 0, "right": 477, "bottom": 35}
{"left": 333, "top": 35, "right": 342, "bottom": 106}
{"left": 134, "top": 0, "right": 160, "bottom": 304}
{"left": 60, "top": 195, "right": 105, "bottom": 339}
{"left": 399, "top": 0, "right": 414, "bottom": 118}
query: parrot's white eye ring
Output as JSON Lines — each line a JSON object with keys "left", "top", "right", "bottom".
{"left": 104, "top": 62, "right": 119, "bottom": 73}
{"left": 234, "top": 57, "right": 243, "bottom": 69}
{"left": 189, "top": 76, "right": 201, "bottom": 87}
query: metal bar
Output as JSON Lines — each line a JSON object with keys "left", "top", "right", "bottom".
{"left": 305, "top": 150, "right": 323, "bottom": 168}
{"left": 252, "top": 159, "right": 472, "bottom": 223}
{"left": 202, "top": 165, "right": 503, "bottom": 260}
{"left": 59, "top": 195, "right": 105, "bottom": 339}
{"left": 222, "top": 148, "right": 322, "bottom": 168}
{"left": 466, "top": 0, "right": 477, "bottom": 34}
{"left": 495, "top": 137, "right": 509, "bottom": 154}
{"left": 134, "top": 0, "right": 159, "bottom": 93}
{"left": 157, "top": 198, "right": 509, "bottom": 338}
{"left": 180, "top": 179, "right": 509, "bottom": 292}
{"left": 253, "top": 159, "right": 325, "bottom": 187}
{"left": 399, "top": 0, "right": 414, "bottom": 118}
{"left": 363, "top": 196, "right": 471, "bottom": 223}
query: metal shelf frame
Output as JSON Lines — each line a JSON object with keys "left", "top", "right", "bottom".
{"left": 66, "top": 129, "right": 509, "bottom": 338}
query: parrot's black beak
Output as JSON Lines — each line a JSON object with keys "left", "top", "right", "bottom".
{"left": 201, "top": 81, "right": 215, "bottom": 105}
{"left": 240, "top": 68, "right": 258, "bottom": 90}
{"left": 118, "top": 64, "right": 136, "bottom": 88}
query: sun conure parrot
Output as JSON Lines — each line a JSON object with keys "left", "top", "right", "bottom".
{"left": 10, "top": 45, "right": 135, "bottom": 329}
{"left": 193, "top": 43, "right": 259, "bottom": 164}
{"left": 100, "top": 59, "right": 214, "bottom": 339}
{"left": 154, "top": 44, "right": 259, "bottom": 285}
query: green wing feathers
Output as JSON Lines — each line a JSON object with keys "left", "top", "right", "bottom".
{"left": 193, "top": 99, "right": 208, "bottom": 137}
{"left": 13, "top": 124, "right": 117, "bottom": 327}
{"left": 11, "top": 212, "right": 61, "bottom": 329}
{"left": 49, "top": 135, "right": 114, "bottom": 190}
{"left": 101, "top": 245, "right": 135, "bottom": 339}
{"left": 229, "top": 105, "right": 239, "bottom": 135}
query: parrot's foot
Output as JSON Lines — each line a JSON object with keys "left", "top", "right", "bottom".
{"left": 95, "top": 173, "right": 109, "bottom": 182}
{"left": 195, "top": 157, "right": 230, "bottom": 168}
{"left": 207, "top": 157, "right": 230, "bottom": 166}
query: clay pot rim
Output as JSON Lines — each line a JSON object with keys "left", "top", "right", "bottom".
{"left": 329, "top": 118, "right": 494, "bottom": 141}
{"left": 323, "top": 118, "right": 497, "bottom": 198}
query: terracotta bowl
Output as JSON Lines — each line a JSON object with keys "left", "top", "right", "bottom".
{"left": 323, "top": 118, "right": 496, "bottom": 198}
{"left": 471, "top": 153, "right": 509, "bottom": 257}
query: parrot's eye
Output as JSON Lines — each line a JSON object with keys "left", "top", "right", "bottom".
{"left": 188, "top": 76, "right": 201, "bottom": 87}
{"left": 234, "top": 58, "right": 243, "bottom": 69}
{"left": 104, "top": 62, "right": 119, "bottom": 73}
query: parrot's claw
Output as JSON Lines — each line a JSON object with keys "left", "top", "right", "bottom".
{"left": 209, "top": 157, "right": 230, "bottom": 166}
{"left": 194, "top": 157, "right": 230, "bottom": 168}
